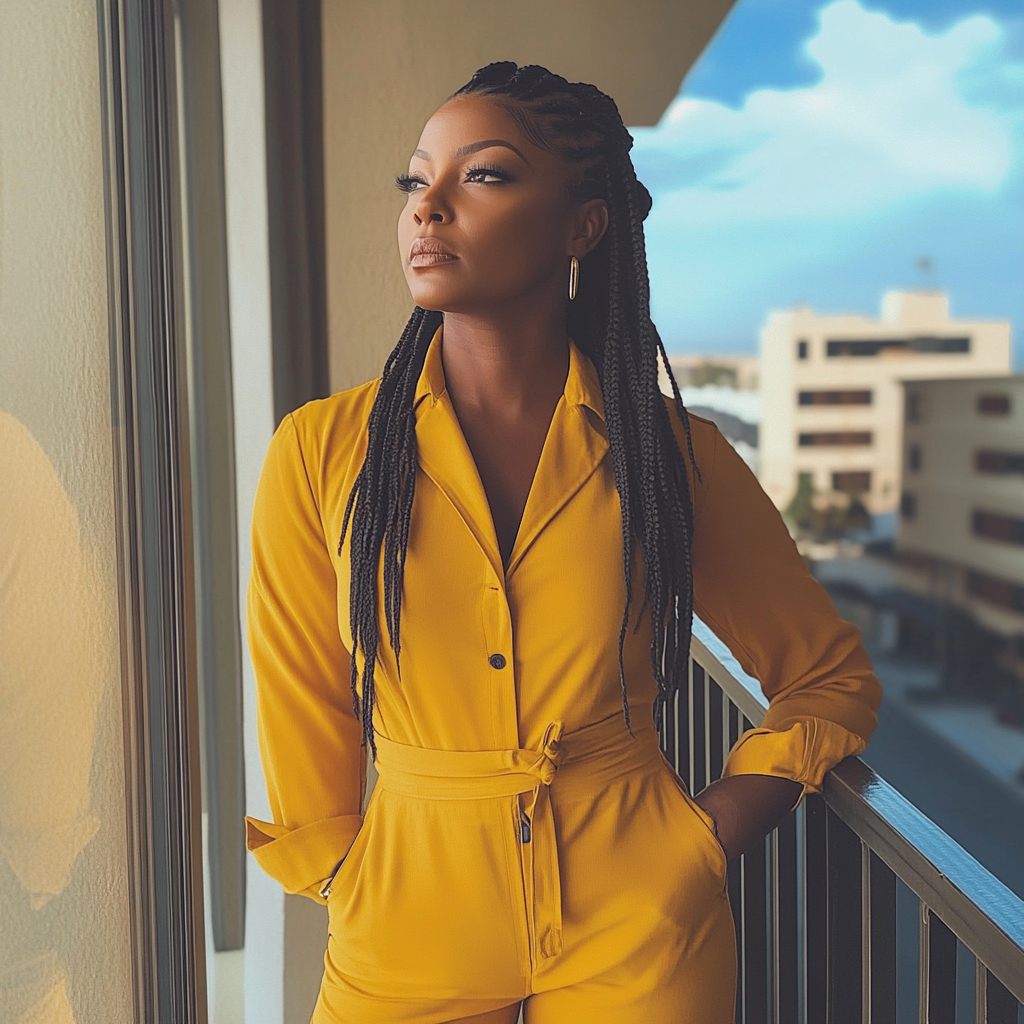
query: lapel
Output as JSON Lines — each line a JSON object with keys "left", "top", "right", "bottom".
{"left": 414, "top": 327, "right": 505, "bottom": 580}
{"left": 413, "top": 327, "right": 609, "bottom": 583}
{"left": 504, "top": 343, "right": 608, "bottom": 577}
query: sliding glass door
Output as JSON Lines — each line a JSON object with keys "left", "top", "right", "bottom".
{"left": 0, "top": 1, "right": 209, "bottom": 1020}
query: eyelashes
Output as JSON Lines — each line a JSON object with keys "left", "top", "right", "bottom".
{"left": 394, "top": 165, "right": 514, "bottom": 194}
{"left": 395, "top": 173, "right": 426, "bottom": 194}
{"left": 465, "top": 163, "right": 514, "bottom": 183}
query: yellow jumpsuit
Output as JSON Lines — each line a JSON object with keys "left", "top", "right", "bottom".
{"left": 245, "top": 330, "right": 881, "bottom": 1023}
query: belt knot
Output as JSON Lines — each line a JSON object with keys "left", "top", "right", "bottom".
{"left": 511, "top": 720, "right": 564, "bottom": 786}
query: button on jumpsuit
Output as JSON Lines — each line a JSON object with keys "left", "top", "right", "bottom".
{"left": 245, "top": 331, "right": 881, "bottom": 1023}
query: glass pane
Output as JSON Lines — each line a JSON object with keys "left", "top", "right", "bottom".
{"left": 0, "top": 2, "right": 134, "bottom": 1021}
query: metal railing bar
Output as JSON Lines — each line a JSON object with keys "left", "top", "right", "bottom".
{"left": 662, "top": 683, "right": 677, "bottom": 774}
{"left": 795, "top": 802, "right": 809, "bottom": 1024}
{"left": 744, "top": 835, "right": 770, "bottom": 1024}
{"left": 824, "top": 759, "right": 1024, "bottom": 1004}
{"left": 688, "top": 659, "right": 699, "bottom": 790}
{"left": 776, "top": 812, "right": 800, "bottom": 1020}
{"left": 976, "top": 959, "right": 988, "bottom": 1024}
{"left": 921, "top": 903, "right": 931, "bottom": 1024}
{"left": 705, "top": 668, "right": 714, "bottom": 786}
{"left": 677, "top": 681, "right": 688, "bottom": 783}
{"left": 729, "top": 700, "right": 741, "bottom": 750}
{"left": 722, "top": 684, "right": 732, "bottom": 780}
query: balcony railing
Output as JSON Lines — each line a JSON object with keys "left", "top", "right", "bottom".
{"left": 663, "top": 625, "right": 1024, "bottom": 1024}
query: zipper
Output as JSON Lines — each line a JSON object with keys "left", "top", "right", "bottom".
{"left": 318, "top": 856, "right": 346, "bottom": 900}
{"left": 512, "top": 802, "right": 535, "bottom": 974}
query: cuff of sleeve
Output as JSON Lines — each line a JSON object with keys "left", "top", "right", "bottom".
{"left": 721, "top": 718, "right": 866, "bottom": 797}
{"left": 246, "top": 813, "right": 363, "bottom": 902}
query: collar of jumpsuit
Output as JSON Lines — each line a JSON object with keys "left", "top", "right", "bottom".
{"left": 371, "top": 325, "right": 657, "bottom": 961}
{"left": 411, "top": 323, "right": 608, "bottom": 582}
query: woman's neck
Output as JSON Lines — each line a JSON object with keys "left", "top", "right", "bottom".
{"left": 439, "top": 303, "right": 570, "bottom": 418}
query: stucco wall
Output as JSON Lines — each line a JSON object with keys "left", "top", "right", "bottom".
{"left": 321, "top": 0, "right": 736, "bottom": 392}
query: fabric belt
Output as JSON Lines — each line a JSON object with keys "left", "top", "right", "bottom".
{"left": 373, "top": 710, "right": 663, "bottom": 962}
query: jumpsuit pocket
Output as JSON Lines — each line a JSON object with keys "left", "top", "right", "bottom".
{"left": 322, "top": 787, "right": 526, "bottom": 998}
{"left": 323, "top": 789, "right": 378, "bottom": 909}
{"left": 659, "top": 761, "right": 729, "bottom": 888}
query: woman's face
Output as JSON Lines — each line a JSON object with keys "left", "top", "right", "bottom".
{"left": 397, "top": 95, "right": 606, "bottom": 314}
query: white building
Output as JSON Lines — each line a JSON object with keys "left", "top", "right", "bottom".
{"left": 759, "top": 291, "right": 1011, "bottom": 516}
{"left": 898, "top": 376, "right": 1024, "bottom": 659}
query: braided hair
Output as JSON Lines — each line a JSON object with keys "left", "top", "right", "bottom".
{"left": 340, "top": 62, "right": 699, "bottom": 759}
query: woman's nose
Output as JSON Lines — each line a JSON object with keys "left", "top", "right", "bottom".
{"left": 412, "top": 187, "right": 449, "bottom": 226}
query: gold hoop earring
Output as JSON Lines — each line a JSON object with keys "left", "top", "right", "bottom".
{"left": 568, "top": 255, "right": 579, "bottom": 301}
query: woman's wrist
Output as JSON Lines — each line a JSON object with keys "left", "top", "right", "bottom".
{"left": 694, "top": 774, "right": 803, "bottom": 860}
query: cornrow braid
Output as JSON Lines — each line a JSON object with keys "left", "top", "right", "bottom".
{"left": 342, "top": 62, "right": 699, "bottom": 758}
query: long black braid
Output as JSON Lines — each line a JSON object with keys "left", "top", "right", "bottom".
{"left": 341, "top": 62, "right": 699, "bottom": 759}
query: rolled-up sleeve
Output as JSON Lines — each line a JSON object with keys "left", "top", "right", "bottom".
{"left": 689, "top": 420, "right": 881, "bottom": 795}
{"left": 245, "top": 412, "right": 366, "bottom": 902}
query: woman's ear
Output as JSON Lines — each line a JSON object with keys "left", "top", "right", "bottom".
{"left": 569, "top": 198, "right": 609, "bottom": 259}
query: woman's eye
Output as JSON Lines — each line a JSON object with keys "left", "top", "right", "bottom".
{"left": 395, "top": 174, "right": 427, "bottom": 194}
{"left": 465, "top": 167, "right": 510, "bottom": 184}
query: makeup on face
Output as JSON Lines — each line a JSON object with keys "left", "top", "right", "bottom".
{"left": 408, "top": 237, "right": 459, "bottom": 267}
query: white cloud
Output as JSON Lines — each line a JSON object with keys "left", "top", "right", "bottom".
{"left": 631, "top": 1, "right": 1021, "bottom": 226}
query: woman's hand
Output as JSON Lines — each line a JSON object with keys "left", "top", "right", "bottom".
{"left": 693, "top": 774, "right": 804, "bottom": 860}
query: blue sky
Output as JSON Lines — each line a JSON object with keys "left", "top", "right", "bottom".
{"left": 631, "top": 0, "right": 1024, "bottom": 361}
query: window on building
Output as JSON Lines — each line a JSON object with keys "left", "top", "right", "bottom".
{"left": 825, "top": 336, "right": 970, "bottom": 357}
{"left": 900, "top": 493, "right": 917, "bottom": 519}
{"left": 832, "top": 471, "right": 871, "bottom": 493}
{"left": 977, "top": 393, "right": 1011, "bottom": 416}
{"left": 967, "top": 570, "right": 1024, "bottom": 613}
{"left": 972, "top": 510, "right": 1024, "bottom": 546}
{"left": 906, "top": 392, "right": 926, "bottom": 422}
{"left": 798, "top": 431, "right": 873, "bottom": 446}
{"left": 797, "top": 339, "right": 808, "bottom": 360}
{"left": 976, "top": 450, "right": 1024, "bottom": 474}
{"left": 908, "top": 444, "right": 922, "bottom": 472}
{"left": 798, "top": 389, "right": 872, "bottom": 406}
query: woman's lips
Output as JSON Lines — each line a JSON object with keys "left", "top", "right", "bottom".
{"left": 409, "top": 238, "right": 459, "bottom": 267}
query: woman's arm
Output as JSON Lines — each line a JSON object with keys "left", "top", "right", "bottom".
{"left": 695, "top": 776, "right": 802, "bottom": 859}
{"left": 685, "top": 417, "right": 882, "bottom": 856}
{"left": 245, "top": 412, "right": 366, "bottom": 903}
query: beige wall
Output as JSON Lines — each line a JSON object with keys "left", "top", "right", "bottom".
{"left": 321, "top": 0, "right": 736, "bottom": 392}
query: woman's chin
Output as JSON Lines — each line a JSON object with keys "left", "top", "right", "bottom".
{"left": 405, "top": 282, "right": 468, "bottom": 313}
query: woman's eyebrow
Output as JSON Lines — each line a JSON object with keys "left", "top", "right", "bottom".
{"left": 412, "top": 140, "right": 531, "bottom": 165}
{"left": 455, "top": 139, "right": 530, "bottom": 163}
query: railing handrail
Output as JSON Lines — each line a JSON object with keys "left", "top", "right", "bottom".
{"left": 689, "top": 628, "right": 1024, "bottom": 1004}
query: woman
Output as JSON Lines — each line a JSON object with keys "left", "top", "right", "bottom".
{"left": 245, "top": 63, "right": 881, "bottom": 1023}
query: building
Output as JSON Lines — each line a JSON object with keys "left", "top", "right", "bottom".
{"left": 898, "top": 376, "right": 1024, "bottom": 690}
{"left": 665, "top": 354, "right": 760, "bottom": 391}
{"left": 759, "top": 291, "right": 1011, "bottom": 516}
